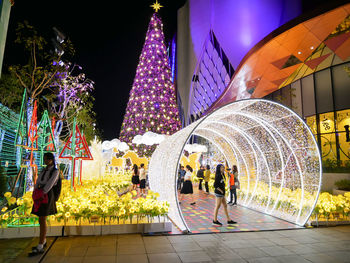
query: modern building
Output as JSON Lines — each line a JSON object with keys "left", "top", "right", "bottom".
{"left": 177, "top": 0, "right": 303, "bottom": 124}
{"left": 0, "top": 0, "right": 12, "bottom": 77}
{"left": 176, "top": 0, "right": 350, "bottom": 181}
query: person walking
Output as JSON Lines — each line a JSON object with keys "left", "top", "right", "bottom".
{"left": 179, "top": 165, "right": 196, "bottom": 205}
{"left": 29, "top": 153, "right": 60, "bottom": 256}
{"left": 228, "top": 165, "right": 239, "bottom": 206}
{"left": 131, "top": 164, "right": 139, "bottom": 191}
{"left": 213, "top": 164, "right": 236, "bottom": 226}
{"left": 204, "top": 165, "right": 211, "bottom": 194}
{"left": 197, "top": 165, "right": 204, "bottom": 190}
{"left": 139, "top": 163, "right": 147, "bottom": 196}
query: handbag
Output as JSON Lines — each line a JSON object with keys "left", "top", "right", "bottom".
{"left": 234, "top": 181, "right": 240, "bottom": 189}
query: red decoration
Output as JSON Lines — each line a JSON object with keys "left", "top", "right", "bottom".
{"left": 59, "top": 121, "right": 92, "bottom": 189}
{"left": 27, "top": 100, "right": 38, "bottom": 183}
{"left": 59, "top": 125, "right": 92, "bottom": 161}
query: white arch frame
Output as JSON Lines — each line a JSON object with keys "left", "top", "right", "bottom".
{"left": 148, "top": 99, "right": 322, "bottom": 231}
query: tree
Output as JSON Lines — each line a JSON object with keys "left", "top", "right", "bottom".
{"left": 119, "top": 12, "right": 181, "bottom": 156}
{"left": 8, "top": 21, "right": 72, "bottom": 103}
{"left": 0, "top": 73, "right": 23, "bottom": 112}
{"left": 1, "top": 21, "right": 100, "bottom": 143}
{"left": 45, "top": 62, "right": 97, "bottom": 142}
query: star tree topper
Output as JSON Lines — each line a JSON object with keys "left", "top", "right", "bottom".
{"left": 150, "top": 0, "right": 163, "bottom": 12}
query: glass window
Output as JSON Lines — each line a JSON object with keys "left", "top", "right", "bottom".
{"left": 318, "top": 112, "right": 337, "bottom": 164}
{"left": 291, "top": 80, "right": 303, "bottom": 117}
{"left": 319, "top": 112, "right": 335, "bottom": 134}
{"left": 336, "top": 109, "right": 350, "bottom": 164}
{"left": 306, "top": 115, "right": 317, "bottom": 135}
{"left": 301, "top": 74, "right": 316, "bottom": 117}
{"left": 315, "top": 69, "right": 333, "bottom": 114}
{"left": 332, "top": 63, "right": 350, "bottom": 110}
{"left": 320, "top": 133, "right": 337, "bottom": 162}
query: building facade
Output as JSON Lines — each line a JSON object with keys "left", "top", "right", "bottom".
{"left": 177, "top": 0, "right": 303, "bottom": 124}
{"left": 176, "top": 0, "right": 350, "bottom": 171}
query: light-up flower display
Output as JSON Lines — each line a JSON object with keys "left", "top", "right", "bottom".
{"left": 149, "top": 99, "right": 322, "bottom": 231}
{"left": 119, "top": 12, "right": 181, "bottom": 157}
{"left": 0, "top": 173, "right": 169, "bottom": 227}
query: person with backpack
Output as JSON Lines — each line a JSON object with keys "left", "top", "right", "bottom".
{"left": 29, "top": 152, "right": 60, "bottom": 256}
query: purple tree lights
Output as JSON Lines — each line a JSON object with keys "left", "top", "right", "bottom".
{"left": 49, "top": 62, "right": 94, "bottom": 138}
{"left": 119, "top": 12, "right": 181, "bottom": 157}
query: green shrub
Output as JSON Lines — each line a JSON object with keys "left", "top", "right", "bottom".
{"left": 323, "top": 159, "right": 350, "bottom": 173}
{"left": 334, "top": 179, "right": 350, "bottom": 191}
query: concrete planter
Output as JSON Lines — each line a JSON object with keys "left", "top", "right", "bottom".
{"left": 311, "top": 220, "right": 350, "bottom": 227}
{"left": 332, "top": 189, "right": 350, "bottom": 195}
{"left": 322, "top": 173, "right": 350, "bottom": 192}
{"left": 0, "top": 222, "right": 172, "bottom": 239}
{"left": 0, "top": 225, "right": 62, "bottom": 239}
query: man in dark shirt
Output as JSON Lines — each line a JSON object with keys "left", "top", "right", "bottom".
{"left": 197, "top": 165, "right": 204, "bottom": 190}
{"left": 177, "top": 165, "right": 186, "bottom": 190}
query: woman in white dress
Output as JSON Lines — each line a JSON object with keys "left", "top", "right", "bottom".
{"left": 179, "top": 165, "right": 196, "bottom": 205}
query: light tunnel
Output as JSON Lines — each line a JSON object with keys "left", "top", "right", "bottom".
{"left": 148, "top": 99, "right": 322, "bottom": 231}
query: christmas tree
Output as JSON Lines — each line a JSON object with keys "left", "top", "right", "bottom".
{"left": 119, "top": 3, "right": 181, "bottom": 157}
{"left": 37, "top": 110, "right": 57, "bottom": 166}
{"left": 59, "top": 118, "right": 93, "bottom": 190}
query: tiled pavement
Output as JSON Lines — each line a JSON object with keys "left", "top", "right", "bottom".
{"left": 179, "top": 188, "right": 301, "bottom": 233}
{"left": 2, "top": 225, "right": 350, "bottom": 263}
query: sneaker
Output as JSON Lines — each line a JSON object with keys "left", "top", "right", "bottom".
{"left": 227, "top": 220, "right": 237, "bottom": 225}
{"left": 212, "top": 220, "right": 222, "bottom": 226}
{"left": 227, "top": 201, "right": 233, "bottom": 205}
{"left": 28, "top": 247, "right": 44, "bottom": 257}
{"left": 233, "top": 203, "right": 237, "bottom": 206}
{"left": 229, "top": 202, "right": 235, "bottom": 206}
{"left": 31, "top": 242, "right": 46, "bottom": 250}
{"left": 190, "top": 202, "right": 196, "bottom": 205}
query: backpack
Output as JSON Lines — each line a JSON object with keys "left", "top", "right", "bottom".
{"left": 49, "top": 168, "right": 61, "bottom": 201}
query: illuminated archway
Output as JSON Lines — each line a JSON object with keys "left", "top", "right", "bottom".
{"left": 148, "top": 99, "right": 322, "bottom": 231}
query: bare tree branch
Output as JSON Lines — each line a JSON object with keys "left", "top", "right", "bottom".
{"left": 13, "top": 71, "right": 28, "bottom": 89}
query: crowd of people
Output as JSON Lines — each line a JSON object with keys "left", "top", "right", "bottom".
{"left": 177, "top": 163, "right": 240, "bottom": 226}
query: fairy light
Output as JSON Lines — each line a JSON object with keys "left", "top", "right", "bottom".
{"left": 148, "top": 99, "right": 322, "bottom": 231}
{"left": 119, "top": 12, "right": 181, "bottom": 157}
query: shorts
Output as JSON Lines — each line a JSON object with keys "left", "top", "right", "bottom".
{"left": 214, "top": 193, "right": 225, "bottom": 198}
{"left": 140, "top": 179, "right": 146, "bottom": 189}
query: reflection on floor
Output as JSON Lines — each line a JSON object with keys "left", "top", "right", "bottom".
{"left": 175, "top": 186, "right": 303, "bottom": 234}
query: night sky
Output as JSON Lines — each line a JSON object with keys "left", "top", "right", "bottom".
{"left": 3, "top": 0, "right": 331, "bottom": 140}
{"left": 3, "top": 0, "right": 186, "bottom": 140}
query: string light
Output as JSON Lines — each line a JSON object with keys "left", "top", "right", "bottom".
{"left": 119, "top": 12, "right": 181, "bottom": 157}
{"left": 149, "top": 99, "right": 322, "bottom": 231}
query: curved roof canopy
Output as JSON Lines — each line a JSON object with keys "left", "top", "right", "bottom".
{"left": 209, "top": 3, "right": 350, "bottom": 112}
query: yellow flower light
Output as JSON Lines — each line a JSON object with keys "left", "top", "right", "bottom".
{"left": 8, "top": 197, "right": 16, "bottom": 205}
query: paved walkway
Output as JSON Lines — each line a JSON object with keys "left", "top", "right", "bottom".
{"left": 179, "top": 187, "right": 301, "bottom": 233}
{"left": 2, "top": 225, "right": 349, "bottom": 263}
